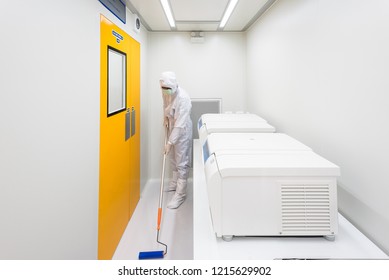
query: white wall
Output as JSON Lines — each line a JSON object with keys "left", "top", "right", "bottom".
{"left": 0, "top": 0, "right": 149, "bottom": 259}
{"left": 146, "top": 32, "right": 246, "bottom": 179}
{"left": 247, "top": 0, "right": 389, "bottom": 254}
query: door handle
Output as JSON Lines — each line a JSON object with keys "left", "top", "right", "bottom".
{"left": 125, "top": 108, "right": 131, "bottom": 141}
{"left": 125, "top": 107, "right": 136, "bottom": 141}
{"left": 130, "top": 107, "right": 136, "bottom": 137}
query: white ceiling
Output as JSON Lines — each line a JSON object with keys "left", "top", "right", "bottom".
{"left": 125, "top": 0, "right": 277, "bottom": 32}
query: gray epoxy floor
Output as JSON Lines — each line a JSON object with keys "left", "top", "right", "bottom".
{"left": 112, "top": 178, "right": 193, "bottom": 260}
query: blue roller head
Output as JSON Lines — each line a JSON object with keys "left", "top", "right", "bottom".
{"left": 138, "top": 250, "right": 164, "bottom": 259}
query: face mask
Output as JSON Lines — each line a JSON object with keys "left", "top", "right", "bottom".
{"left": 162, "top": 88, "right": 173, "bottom": 95}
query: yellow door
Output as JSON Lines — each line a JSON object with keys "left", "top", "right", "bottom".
{"left": 99, "top": 15, "right": 140, "bottom": 260}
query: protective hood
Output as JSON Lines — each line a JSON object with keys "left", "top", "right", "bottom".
{"left": 160, "top": 71, "right": 178, "bottom": 94}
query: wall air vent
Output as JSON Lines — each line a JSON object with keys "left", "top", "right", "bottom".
{"left": 190, "top": 98, "right": 222, "bottom": 139}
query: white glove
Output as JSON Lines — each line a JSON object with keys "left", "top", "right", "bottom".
{"left": 164, "top": 142, "right": 172, "bottom": 155}
{"left": 163, "top": 117, "right": 169, "bottom": 128}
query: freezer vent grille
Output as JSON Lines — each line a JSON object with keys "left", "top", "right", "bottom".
{"left": 281, "top": 185, "right": 330, "bottom": 233}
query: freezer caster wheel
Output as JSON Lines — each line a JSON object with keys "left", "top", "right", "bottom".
{"left": 222, "top": 235, "right": 233, "bottom": 242}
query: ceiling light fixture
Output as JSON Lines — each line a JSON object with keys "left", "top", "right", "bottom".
{"left": 219, "top": 0, "right": 239, "bottom": 29}
{"left": 160, "top": 0, "right": 175, "bottom": 28}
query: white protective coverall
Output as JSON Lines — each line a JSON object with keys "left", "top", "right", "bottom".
{"left": 160, "top": 71, "right": 193, "bottom": 209}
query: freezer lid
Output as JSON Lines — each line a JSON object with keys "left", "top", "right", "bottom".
{"left": 207, "top": 133, "right": 312, "bottom": 153}
{"left": 205, "top": 121, "right": 275, "bottom": 133}
{"left": 214, "top": 151, "right": 340, "bottom": 177}
{"left": 201, "top": 113, "right": 268, "bottom": 123}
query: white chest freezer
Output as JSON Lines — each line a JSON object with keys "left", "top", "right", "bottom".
{"left": 198, "top": 113, "right": 275, "bottom": 145}
{"left": 200, "top": 113, "right": 268, "bottom": 123}
{"left": 201, "top": 133, "right": 312, "bottom": 167}
{"left": 205, "top": 133, "right": 312, "bottom": 155}
{"left": 203, "top": 150, "right": 340, "bottom": 241}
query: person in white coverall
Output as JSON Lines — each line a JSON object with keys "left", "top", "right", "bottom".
{"left": 160, "top": 71, "right": 193, "bottom": 209}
